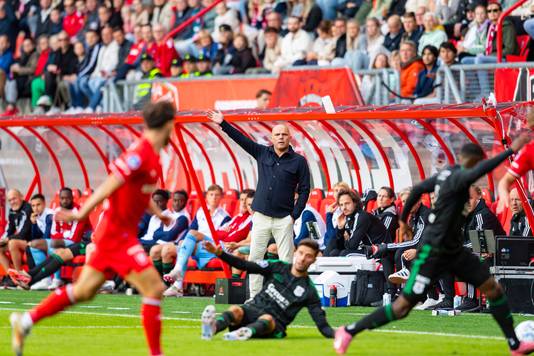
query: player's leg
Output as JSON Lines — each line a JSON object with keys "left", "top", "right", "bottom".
{"left": 165, "top": 232, "right": 198, "bottom": 281}
{"left": 161, "top": 242, "right": 176, "bottom": 276}
{"left": 125, "top": 266, "right": 166, "bottom": 356}
{"left": 0, "top": 243, "right": 11, "bottom": 272}
{"left": 452, "top": 249, "right": 532, "bottom": 354}
{"left": 8, "top": 239, "right": 27, "bottom": 271}
{"left": 149, "top": 244, "right": 164, "bottom": 275}
{"left": 335, "top": 244, "right": 436, "bottom": 354}
{"left": 10, "top": 265, "right": 105, "bottom": 355}
{"left": 243, "top": 314, "right": 276, "bottom": 338}
{"left": 202, "top": 304, "right": 246, "bottom": 340}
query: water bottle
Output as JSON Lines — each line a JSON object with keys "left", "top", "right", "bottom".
{"left": 453, "top": 296, "right": 462, "bottom": 309}
{"left": 329, "top": 285, "right": 337, "bottom": 307}
{"left": 382, "top": 293, "right": 391, "bottom": 306}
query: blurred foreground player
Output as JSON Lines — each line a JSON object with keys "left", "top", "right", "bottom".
{"left": 200, "top": 239, "right": 334, "bottom": 341}
{"left": 10, "top": 101, "right": 176, "bottom": 356}
{"left": 334, "top": 136, "right": 534, "bottom": 356}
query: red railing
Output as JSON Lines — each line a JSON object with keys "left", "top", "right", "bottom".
{"left": 163, "top": 0, "right": 224, "bottom": 42}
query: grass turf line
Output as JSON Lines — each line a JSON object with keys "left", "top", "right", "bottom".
{"left": 0, "top": 290, "right": 530, "bottom": 355}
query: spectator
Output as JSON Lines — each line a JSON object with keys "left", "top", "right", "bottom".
{"left": 213, "top": 1, "right": 240, "bottom": 42}
{"left": 172, "top": 0, "right": 193, "bottom": 41}
{"left": 47, "top": 8, "right": 63, "bottom": 35}
{"left": 363, "top": 17, "right": 386, "bottom": 64}
{"left": 62, "top": 0, "right": 85, "bottom": 39}
{"left": 259, "top": 26, "right": 281, "bottom": 73}
{"left": 83, "top": 26, "right": 118, "bottom": 112}
{"left": 132, "top": 54, "right": 162, "bottom": 109}
{"left": 441, "top": 1, "right": 476, "bottom": 40}
{"left": 162, "top": 184, "right": 232, "bottom": 297}
{"left": 439, "top": 41, "right": 458, "bottom": 66}
{"left": 256, "top": 89, "right": 271, "bottom": 109}
{"left": 228, "top": 33, "right": 257, "bottom": 74}
{"left": 5, "top": 38, "right": 38, "bottom": 104}
{"left": 128, "top": 0, "right": 150, "bottom": 31}
{"left": 383, "top": 15, "right": 403, "bottom": 52}
{"left": 139, "top": 190, "right": 171, "bottom": 251}
{"left": 336, "top": 0, "right": 360, "bottom": 19}
{"left": 114, "top": 25, "right": 144, "bottom": 81}
{"left": 417, "top": 12, "right": 447, "bottom": 56}
{"left": 414, "top": 5, "right": 427, "bottom": 26}
{"left": 152, "top": 0, "right": 175, "bottom": 32}
{"left": 68, "top": 29, "right": 100, "bottom": 110}
{"left": 333, "top": 17, "right": 347, "bottom": 58}
{"left": 399, "top": 40, "right": 424, "bottom": 98}
{"left": 180, "top": 53, "right": 198, "bottom": 77}
{"left": 306, "top": 20, "right": 335, "bottom": 65}
{"left": 273, "top": 16, "right": 312, "bottom": 71}
{"left": 354, "top": 0, "right": 372, "bottom": 25}
{"left": 387, "top": 0, "right": 407, "bottom": 17}
{"left": 55, "top": 39, "right": 84, "bottom": 109}
{"left": 413, "top": 44, "right": 439, "bottom": 102}
{"left": 325, "top": 189, "right": 389, "bottom": 256}
{"left": 153, "top": 24, "right": 179, "bottom": 77}
{"left": 109, "top": 0, "right": 124, "bottom": 29}
{"left": 207, "top": 111, "right": 310, "bottom": 299}
{"left": 367, "top": 0, "right": 391, "bottom": 21}
{"left": 324, "top": 181, "right": 351, "bottom": 249}
{"left": 33, "top": 0, "right": 53, "bottom": 38}
{"left": 374, "top": 187, "right": 399, "bottom": 241}
{"left": 0, "top": 2, "right": 18, "bottom": 47}
{"left": 202, "top": 0, "right": 218, "bottom": 31}
{"left": 401, "top": 12, "right": 423, "bottom": 46}
{"left": 170, "top": 58, "right": 183, "bottom": 77}
{"left": 278, "top": 0, "right": 323, "bottom": 33}
{"left": 149, "top": 190, "right": 190, "bottom": 276}
{"left": 187, "top": 0, "right": 204, "bottom": 38}
{"left": 112, "top": 27, "right": 132, "bottom": 67}
{"left": 139, "top": 23, "right": 157, "bottom": 59}
{"left": 0, "top": 190, "right": 32, "bottom": 281}
{"left": 509, "top": 188, "right": 533, "bottom": 237}
{"left": 212, "top": 24, "right": 235, "bottom": 71}
{"left": 293, "top": 196, "right": 326, "bottom": 249}
{"left": 362, "top": 52, "right": 396, "bottom": 103}
{"left": 194, "top": 30, "right": 218, "bottom": 61}
{"left": 29, "top": 35, "right": 50, "bottom": 108}
{"left": 96, "top": 5, "right": 112, "bottom": 30}
{"left": 457, "top": 4, "right": 489, "bottom": 62}
{"left": 197, "top": 54, "right": 213, "bottom": 76}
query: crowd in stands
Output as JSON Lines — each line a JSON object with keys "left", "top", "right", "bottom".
{"left": 1, "top": 176, "right": 532, "bottom": 310}
{"left": 0, "top": 0, "right": 532, "bottom": 114}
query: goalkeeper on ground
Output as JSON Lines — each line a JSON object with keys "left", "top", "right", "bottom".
{"left": 201, "top": 239, "right": 335, "bottom": 340}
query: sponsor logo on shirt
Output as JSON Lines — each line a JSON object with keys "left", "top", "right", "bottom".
{"left": 266, "top": 283, "right": 290, "bottom": 309}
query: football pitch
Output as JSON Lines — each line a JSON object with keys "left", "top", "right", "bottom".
{"left": 0, "top": 290, "right": 530, "bottom": 355}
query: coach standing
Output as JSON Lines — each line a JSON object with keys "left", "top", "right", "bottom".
{"left": 207, "top": 111, "right": 311, "bottom": 297}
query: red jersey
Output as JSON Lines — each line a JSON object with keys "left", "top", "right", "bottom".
{"left": 93, "top": 137, "right": 161, "bottom": 250}
{"left": 50, "top": 205, "right": 92, "bottom": 243}
{"left": 63, "top": 11, "right": 85, "bottom": 38}
{"left": 154, "top": 39, "right": 179, "bottom": 77}
{"left": 508, "top": 141, "right": 534, "bottom": 178}
{"left": 216, "top": 212, "right": 252, "bottom": 243}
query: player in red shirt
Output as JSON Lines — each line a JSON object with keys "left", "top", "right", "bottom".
{"left": 497, "top": 111, "right": 534, "bottom": 213}
{"left": 10, "top": 102, "right": 176, "bottom": 356}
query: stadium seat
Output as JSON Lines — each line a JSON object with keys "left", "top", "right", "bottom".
{"left": 366, "top": 199, "right": 377, "bottom": 213}
{"left": 221, "top": 189, "right": 238, "bottom": 217}
{"left": 481, "top": 188, "right": 493, "bottom": 203}
{"left": 308, "top": 188, "right": 324, "bottom": 211}
{"left": 506, "top": 35, "right": 530, "bottom": 62}
{"left": 50, "top": 190, "right": 60, "bottom": 209}
{"left": 187, "top": 191, "right": 203, "bottom": 217}
{"left": 421, "top": 194, "right": 431, "bottom": 208}
{"left": 78, "top": 188, "right": 93, "bottom": 206}
{"left": 72, "top": 188, "right": 82, "bottom": 205}
{"left": 319, "top": 190, "right": 336, "bottom": 218}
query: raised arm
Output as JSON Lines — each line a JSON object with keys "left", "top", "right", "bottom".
{"left": 400, "top": 176, "right": 437, "bottom": 222}
{"left": 207, "top": 111, "right": 263, "bottom": 159}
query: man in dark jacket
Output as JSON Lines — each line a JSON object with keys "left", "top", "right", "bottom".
{"left": 509, "top": 188, "right": 533, "bottom": 237}
{"left": 69, "top": 29, "right": 100, "bottom": 108}
{"left": 44, "top": 31, "right": 77, "bottom": 104}
{"left": 33, "top": 0, "right": 53, "bottom": 38}
{"left": 0, "top": 2, "right": 18, "bottom": 48}
{"left": 6, "top": 38, "right": 38, "bottom": 102}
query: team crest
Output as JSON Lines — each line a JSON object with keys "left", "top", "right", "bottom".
{"left": 257, "top": 260, "right": 268, "bottom": 268}
{"left": 126, "top": 154, "right": 141, "bottom": 170}
{"left": 293, "top": 286, "right": 305, "bottom": 297}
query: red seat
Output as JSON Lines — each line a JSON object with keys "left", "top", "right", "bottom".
{"left": 72, "top": 188, "right": 82, "bottom": 205}
{"left": 481, "top": 188, "right": 493, "bottom": 203}
{"left": 186, "top": 257, "right": 224, "bottom": 271}
{"left": 50, "top": 190, "right": 60, "bottom": 209}
{"left": 366, "top": 199, "right": 377, "bottom": 213}
{"left": 308, "top": 188, "right": 324, "bottom": 212}
{"left": 221, "top": 189, "right": 238, "bottom": 217}
{"left": 319, "top": 190, "right": 336, "bottom": 218}
{"left": 506, "top": 35, "right": 530, "bottom": 62}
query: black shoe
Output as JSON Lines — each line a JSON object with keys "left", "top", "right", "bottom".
{"left": 426, "top": 298, "right": 453, "bottom": 310}
{"left": 455, "top": 298, "right": 481, "bottom": 312}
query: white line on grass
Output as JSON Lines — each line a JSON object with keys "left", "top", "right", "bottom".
{"left": 107, "top": 307, "right": 131, "bottom": 310}
{"left": 0, "top": 307, "right": 503, "bottom": 341}
{"left": 0, "top": 301, "right": 13, "bottom": 304}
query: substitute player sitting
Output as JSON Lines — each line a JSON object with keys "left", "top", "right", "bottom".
{"left": 200, "top": 239, "right": 334, "bottom": 341}
{"left": 334, "top": 137, "right": 534, "bottom": 356}
{"left": 10, "top": 101, "right": 176, "bottom": 356}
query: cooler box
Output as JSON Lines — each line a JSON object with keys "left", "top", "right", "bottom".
{"left": 215, "top": 278, "right": 247, "bottom": 304}
{"left": 313, "top": 270, "right": 349, "bottom": 307}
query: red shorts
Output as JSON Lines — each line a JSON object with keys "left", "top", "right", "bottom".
{"left": 87, "top": 242, "right": 153, "bottom": 278}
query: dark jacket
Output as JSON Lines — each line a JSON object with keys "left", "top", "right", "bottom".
{"left": 383, "top": 30, "right": 403, "bottom": 52}
{"left": 401, "top": 27, "right": 423, "bottom": 46}
{"left": 373, "top": 204, "right": 399, "bottom": 242}
{"left": 53, "top": 46, "right": 78, "bottom": 76}
{"left": 117, "top": 39, "right": 133, "bottom": 67}
{"left": 78, "top": 43, "right": 101, "bottom": 77}
{"left": 335, "top": 34, "right": 347, "bottom": 58}
{"left": 414, "top": 64, "right": 439, "bottom": 98}
{"left": 6, "top": 201, "right": 32, "bottom": 241}
{"left": 510, "top": 210, "right": 532, "bottom": 237}
{"left": 464, "top": 199, "right": 506, "bottom": 242}
{"left": 337, "top": 208, "right": 390, "bottom": 252}
{"left": 230, "top": 47, "right": 256, "bottom": 73}
{"left": 220, "top": 120, "right": 311, "bottom": 219}
{"left": 174, "top": 7, "right": 193, "bottom": 40}
{"left": 0, "top": 2, "right": 18, "bottom": 46}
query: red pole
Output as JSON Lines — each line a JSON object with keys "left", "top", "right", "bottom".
{"left": 497, "top": 0, "right": 527, "bottom": 63}
{"left": 175, "top": 124, "right": 232, "bottom": 278}
{"left": 163, "top": 0, "right": 224, "bottom": 42}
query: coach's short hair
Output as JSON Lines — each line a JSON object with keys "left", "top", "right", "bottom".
{"left": 142, "top": 101, "right": 175, "bottom": 129}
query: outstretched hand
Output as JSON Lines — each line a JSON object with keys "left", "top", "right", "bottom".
{"left": 207, "top": 110, "right": 224, "bottom": 124}
{"left": 203, "top": 240, "right": 221, "bottom": 255}
{"left": 510, "top": 132, "right": 531, "bottom": 153}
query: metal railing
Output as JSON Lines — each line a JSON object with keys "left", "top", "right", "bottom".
{"left": 101, "top": 62, "right": 534, "bottom": 112}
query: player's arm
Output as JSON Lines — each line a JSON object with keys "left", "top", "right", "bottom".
{"left": 147, "top": 199, "right": 173, "bottom": 226}
{"left": 203, "top": 241, "right": 272, "bottom": 275}
{"left": 207, "top": 111, "right": 263, "bottom": 158}
{"left": 307, "top": 291, "right": 335, "bottom": 338}
{"left": 400, "top": 176, "right": 436, "bottom": 223}
{"left": 292, "top": 159, "right": 311, "bottom": 220}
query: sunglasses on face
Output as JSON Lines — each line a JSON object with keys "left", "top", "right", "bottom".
{"left": 487, "top": 8, "right": 500, "bottom": 13}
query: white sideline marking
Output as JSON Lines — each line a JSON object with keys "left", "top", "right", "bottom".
{"left": 172, "top": 311, "right": 192, "bottom": 314}
{"left": 0, "top": 301, "right": 13, "bottom": 304}
{"left": 0, "top": 307, "right": 503, "bottom": 341}
{"left": 79, "top": 306, "right": 102, "bottom": 309}
{"left": 107, "top": 307, "right": 130, "bottom": 310}
{"left": 22, "top": 303, "right": 38, "bottom": 306}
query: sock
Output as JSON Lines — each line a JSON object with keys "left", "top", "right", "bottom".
{"left": 175, "top": 234, "right": 196, "bottom": 276}
{"left": 215, "top": 311, "right": 234, "bottom": 333}
{"left": 153, "top": 260, "right": 163, "bottom": 275}
{"left": 141, "top": 298, "right": 162, "bottom": 356}
{"left": 29, "top": 284, "right": 76, "bottom": 324}
{"left": 246, "top": 319, "right": 270, "bottom": 337}
{"left": 30, "top": 254, "right": 63, "bottom": 285}
{"left": 25, "top": 247, "right": 36, "bottom": 269}
{"left": 29, "top": 247, "right": 46, "bottom": 268}
{"left": 162, "top": 263, "right": 173, "bottom": 275}
{"left": 489, "top": 295, "right": 520, "bottom": 350}
{"left": 345, "top": 305, "right": 397, "bottom": 336}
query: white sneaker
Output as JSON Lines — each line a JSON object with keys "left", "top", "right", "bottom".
{"left": 163, "top": 283, "right": 183, "bottom": 297}
{"left": 201, "top": 305, "right": 216, "bottom": 340}
{"left": 388, "top": 268, "right": 410, "bottom": 284}
{"left": 415, "top": 294, "right": 444, "bottom": 310}
{"left": 223, "top": 327, "right": 253, "bottom": 341}
{"left": 99, "top": 280, "right": 116, "bottom": 293}
{"left": 30, "top": 277, "right": 52, "bottom": 290}
{"left": 10, "top": 312, "right": 31, "bottom": 356}
{"left": 48, "top": 278, "right": 64, "bottom": 291}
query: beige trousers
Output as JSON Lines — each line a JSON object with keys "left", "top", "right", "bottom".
{"left": 248, "top": 212, "right": 295, "bottom": 298}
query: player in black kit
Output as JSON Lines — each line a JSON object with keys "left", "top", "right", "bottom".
{"left": 334, "top": 136, "right": 534, "bottom": 356}
{"left": 201, "top": 239, "right": 334, "bottom": 341}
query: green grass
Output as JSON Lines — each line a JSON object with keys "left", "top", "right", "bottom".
{"left": 0, "top": 290, "right": 530, "bottom": 355}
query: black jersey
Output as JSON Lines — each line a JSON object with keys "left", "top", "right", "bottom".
{"left": 401, "top": 149, "right": 514, "bottom": 254}
{"left": 218, "top": 251, "right": 334, "bottom": 338}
